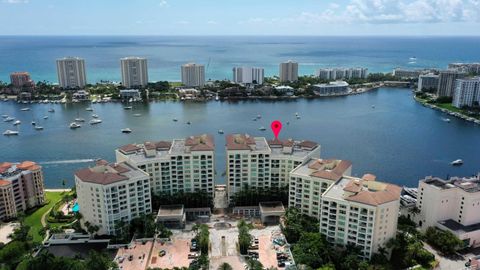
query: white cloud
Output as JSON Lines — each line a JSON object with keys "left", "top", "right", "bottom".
{"left": 159, "top": 0, "right": 168, "bottom": 7}
{"left": 240, "top": 0, "right": 480, "bottom": 25}
{"left": 3, "top": 0, "right": 29, "bottom": 3}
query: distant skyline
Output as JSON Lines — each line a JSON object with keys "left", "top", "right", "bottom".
{"left": 1, "top": 0, "right": 480, "bottom": 36}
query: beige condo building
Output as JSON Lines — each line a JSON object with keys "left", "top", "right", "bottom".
{"left": 75, "top": 160, "right": 151, "bottom": 235}
{"left": 115, "top": 135, "right": 215, "bottom": 195}
{"left": 0, "top": 161, "right": 45, "bottom": 221}
{"left": 225, "top": 134, "right": 320, "bottom": 198}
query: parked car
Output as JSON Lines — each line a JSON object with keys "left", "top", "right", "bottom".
{"left": 128, "top": 255, "right": 133, "bottom": 261}
{"left": 188, "top": 253, "right": 199, "bottom": 259}
{"left": 159, "top": 250, "right": 166, "bottom": 257}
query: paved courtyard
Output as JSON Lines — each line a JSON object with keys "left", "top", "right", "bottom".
{"left": 115, "top": 241, "right": 152, "bottom": 270}
{"left": 0, "top": 222, "right": 18, "bottom": 245}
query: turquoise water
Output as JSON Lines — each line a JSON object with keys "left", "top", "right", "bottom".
{"left": 1, "top": 88, "right": 479, "bottom": 188}
{"left": 1, "top": 36, "right": 480, "bottom": 83}
{"left": 72, "top": 203, "right": 79, "bottom": 212}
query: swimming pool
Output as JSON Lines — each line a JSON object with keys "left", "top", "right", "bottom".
{"left": 72, "top": 202, "right": 79, "bottom": 212}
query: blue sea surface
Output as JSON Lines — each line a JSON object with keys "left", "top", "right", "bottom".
{"left": 1, "top": 88, "right": 479, "bottom": 188}
{"left": 1, "top": 36, "right": 480, "bottom": 83}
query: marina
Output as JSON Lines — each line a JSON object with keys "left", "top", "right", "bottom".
{"left": 1, "top": 88, "right": 479, "bottom": 188}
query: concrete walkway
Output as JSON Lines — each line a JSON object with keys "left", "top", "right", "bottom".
{"left": 423, "top": 242, "right": 467, "bottom": 270}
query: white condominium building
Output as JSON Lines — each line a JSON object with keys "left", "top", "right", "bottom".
{"left": 452, "top": 77, "right": 480, "bottom": 108}
{"left": 232, "top": 67, "right": 264, "bottom": 85}
{"left": 279, "top": 60, "right": 298, "bottom": 82}
{"left": 115, "top": 135, "right": 215, "bottom": 195}
{"left": 288, "top": 159, "right": 352, "bottom": 219}
{"left": 56, "top": 57, "right": 87, "bottom": 89}
{"left": 181, "top": 63, "right": 205, "bottom": 87}
{"left": 418, "top": 73, "right": 439, "bottom": 92}
{"left": 316, "top": 68, "right": 368, "bottom": 80}
{"left": 75, "top": 160, "right": 151, "bottom": 235}
{"left": 0, "top": 161, "right": 45, "bottom": 221}
{"left": 120, "top": 57, "right": 148, "bottom": 88}
{"left": 225, "top": 134, "right": 320, "bottom": 198}
{"left": 320, "top": 175, "right": 401, "bottom": 259}
{"left": 416, "top": 175, "right": 480, "bottom": 248}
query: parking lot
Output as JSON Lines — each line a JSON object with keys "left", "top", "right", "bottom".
{"left": 250, "top": 226, "right": 293, "bottom": 269}
{"left": 115, "top": 241, "right": 152, "bottom": 270}
{"left": 148, "top": 230, "right": 197, "bottom": 269}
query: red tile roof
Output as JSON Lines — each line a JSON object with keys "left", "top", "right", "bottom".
{"left": 0, "top": 179, "right": 11, "bottom": 186}
{"left": 75, "top": 163, "right": 130, "bottom": 185}
{"left": 118, "top": 144, "right": 141, "bottom": 154}
{"left": 309, "top": 159, "right": 352, "bottom": 181}
{"left": 345, "top": 181, "right": 402, "bottom": 206}
{"left": 299, "top": 140, "right": 318, "bottom": 149}
{"left": 226, "top": 134, "right": 256, "bottom": 150}
{"left": 185, "top": 134, "right": 214, "bottom": 151}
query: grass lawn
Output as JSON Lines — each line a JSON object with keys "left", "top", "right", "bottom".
{"left": 436, "top": 103, "right": 463, "bottom": 113}
{"left": 24, "top": 191, "right": 64, "bottom": 243}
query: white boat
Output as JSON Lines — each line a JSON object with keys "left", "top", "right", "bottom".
{"left": 124, "top": 106, "right": 132, "bottom": 110}
{"left": 409, "top": 56, "right": 417, "bottom": 61}
{"left": 86, "top": 107, "right": 93, "bottom": 112}
{"left": 3, "top": 130, "right": 19, "bottom": 136}
{"left": 257, "top": 114, "right": 261, "bottom": 119}
{"left": 296, "top": 115, "right": 301, "bottom": 119}
{"left": 20, "top": 108, "right": 30, "bottom": 111}
{"left": 69, "top": 122, "right": 81, "bottom": 129}
{"left": 442, "top": 118, "right": 451, "bottom": 123}
{"left": 34, "top": 126, "right": 44, "bottom": 131}
{"left": 31, "top": 121, "right": 36, "bottom": 125}
{"left": 1, "top": 115, "right": 8, "bottom": 118}
{"left": 48, "top": 108, "right": 55, "bottom": 113}
{"left": 451, "top": 159, "right": 463, "bottom": 166}
{"left": 89, "top": 119, "right": 102, "bottom": 125}
{"left": 218, "top": 129, "right": 224, "bottom": 134}
{"left": 13, "top": 120, "right": 21, "bottom": 126}
{"left": 121, "top": 128, "right": 132, "bottom": 133}
{"left": 4, "top": 117, "right": 15, "bottom": 122}
{"left": 43, "top": 116, "right": 48, "bottom": 119}
{"left": 259, "top": 126, "right": 266, "bottom": 131}
{"left": 133, "top": 113, "right": 142, "bottom": 117}
{"left": 92, "top": 114, "right": 99, "bottom": 118}
{"left": 75, "top": 118, "right": 85, "bottom": 122}
{"left": 215, "top": 95, "right": 219, "bottom": 101}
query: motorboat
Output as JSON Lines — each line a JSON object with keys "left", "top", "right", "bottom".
{"left": 133, "top": 113, "right": 142, "bottom": 117}
{"left": 1, "top": 115, "right": 8, "bottom": 118}
{"left": 121, "top": 128, "right": 132, "bottom": 133}
{"left": 451, "top": 159, "right": 463, "bottom": 166}
{"left": 124, "top": 106, "right": 132, "bottom": 110}
{"left": 257, "top": 114, "right": 261, "bottom": 119}
{"left": 92, "top": 114, "right": 99, "bottom": 118}
{"left": 218, "top": 129, "right": 224, "bottom": 134}
{"left": 31, "top": 121, "right": 36, "bottom": 125}
{"left": 69, "top": 122, "right": 81, "bottom": 129}
{"left": 43, "top": 116, "right": 48, "bottom": 119}
{"left": 86, "top": 107, "right": 93, "bottom": 111}
{"left": 89, "top": 119, "right": 102, "bottom": 125}
{"left": 372, "top": 105, "right": 375, "bottom": 108}
{"left": 442, "top": 118, "right": 451, "bottom": 123}
{"left": 3, "top": 130, "right": 19, "bottom": 136}
{"left": 215, "top": 95, "right": 219, "bottom": 101}
{"left": 48, "top": 108, "right": 55, "bottom": 113}
{"left": 173, "top": 118, "right": 178, "bottom": 122}
{"left": 259, "top": 126, "right": 266, "bottom": 131}
{"left": 34, "top": 126, "right": 44, "bottom": 130}
{"left": 4, "top": 117, "right": 15, "bottom": 122}
{"left": 186, "top": 121, "right": 191, "bottom": 125}
{"left": 13, "top": 120, "right": 21, "bottom": 126}
{"left": 75, "top": 118, "right": 85, "bottom": 122}
{"left": 20, "top": 108, "right": 30, "bottom": 111}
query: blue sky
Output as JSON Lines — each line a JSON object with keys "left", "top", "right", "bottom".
{"left": 1, "top": 0, "right": 479, "bottom": 35}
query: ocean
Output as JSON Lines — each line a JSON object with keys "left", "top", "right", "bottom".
{"left": 1, "top": 36, "right": 480, "bottom": 83}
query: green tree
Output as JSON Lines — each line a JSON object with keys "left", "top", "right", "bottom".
{"left": 218, "top": 262, "right": 233, "bottom": 270}
{"left": 425, "top": 227, "right": 464, "bottom": 255}
{"left": 292, "top": 232, "right": 332, "bottom": 269}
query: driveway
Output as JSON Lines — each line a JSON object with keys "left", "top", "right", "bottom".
{"left": 423, "top": 242, "right": 467, "bottom": 270}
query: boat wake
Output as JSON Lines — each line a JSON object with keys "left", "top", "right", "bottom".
{"left": 39, "top": 159, "right": 95, "bottom": 165}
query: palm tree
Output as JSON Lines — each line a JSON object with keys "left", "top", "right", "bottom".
{"left": 218, "top": 262, "right": 233, "bottom": 270}
{"left": 61, "top": 179, "right": 67, "bottom": 192}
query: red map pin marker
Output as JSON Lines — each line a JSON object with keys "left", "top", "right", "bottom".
{"left": 271, "top": 120, "right": 282, "bottom": 139}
